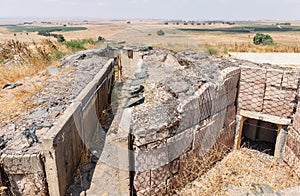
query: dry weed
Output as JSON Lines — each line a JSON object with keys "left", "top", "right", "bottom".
{"left": 179, "top": 148, "right": 300, "bottom": 195}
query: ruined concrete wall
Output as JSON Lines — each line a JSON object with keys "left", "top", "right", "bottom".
{"left": 42, "top": 59, "right": 114, "bottom": 196}
{"left": 0, "top": 48, "right": 113, "bottom": 195}
{"left": 0, "top": 154, "right": 46, "bottom": 195}
{"left": 132, "top": 67, "right": 240, "bottom": 195}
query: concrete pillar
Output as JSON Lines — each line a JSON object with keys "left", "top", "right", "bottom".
{"left": 115, "top": 55, "right": 123, "bottom": 82}
{"left": 274, "top": 125, "right": 288, "bottom": 160}
{"left": 234, "top": 115, "right": 248, "bottom": 150}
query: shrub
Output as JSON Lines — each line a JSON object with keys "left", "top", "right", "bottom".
{"left": 97, "top": 36, "right": 105, "bottom": 42}
{"left": 55, "top": 34, "right": 66, "bottom": 43}
{"left": 253, "top": 33, "right": 274, "bottom": 45}
{"left": 207, "top": 47, "right": 218, "bottom": 55}
{"left": 64, "top": 40, "right": 86, "bottom": 51}
{"left": 157, "top": 29, "right": 165, "bottom": 36}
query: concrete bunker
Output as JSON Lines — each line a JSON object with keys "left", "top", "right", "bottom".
{"left": 235, "top": 65, "right": 298, "bottom": 163}
{"left": 0, "top": 47, "right": 300, "bottom": 195}
{"left": 241, "top": 118, "right": 278, "bottom": 155}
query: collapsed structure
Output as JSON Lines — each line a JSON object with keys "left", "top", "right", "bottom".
{"left": 0, "top": 47, "right": 299, "bottom": 195}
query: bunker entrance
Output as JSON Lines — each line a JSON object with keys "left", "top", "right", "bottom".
{"left": 241, "top": 119, "right": 278, "bottom": 156}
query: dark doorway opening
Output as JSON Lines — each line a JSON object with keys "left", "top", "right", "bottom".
{"left": 241, "top": 118, "right": 278, "bottom": 156}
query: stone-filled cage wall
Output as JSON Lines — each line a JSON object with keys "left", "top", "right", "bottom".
{"left": 130, "top": 67, "right": 240, "bottom": 195}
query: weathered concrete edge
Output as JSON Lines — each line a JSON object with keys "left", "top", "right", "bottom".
{"left": 42, "top": 58, "right": 115, "bottom": 196}
{"left": 42, "top": 101, "right": 82, "bottom": 196}
{"left": 42, "top": 59, "right": 114, "bottom": 140}
{"left": 76, "top": 59, "right": 114, "bottom": 106}
{"left": 239, "top": 110, "right": 291, "bottom": 125}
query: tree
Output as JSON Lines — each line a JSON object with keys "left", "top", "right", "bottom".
{"left": 253, "top": 33, "right": 274, "bottom": 45}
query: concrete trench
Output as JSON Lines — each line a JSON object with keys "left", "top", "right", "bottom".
{"left": 1, "top": 47, "right": 300, "bottom": 195}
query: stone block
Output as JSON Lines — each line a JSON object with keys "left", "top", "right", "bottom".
{"left": 239, "top": 81, "right": 265, "bottom": 95}
{"left": 211, "top": 89, "right": 228, "bottom": 114}
{"left": 292, "top": 113, "right": 300, "bottom": 134}
{"left": 134, "top": 146, "right": 169, "bottom": 172}
{"left": 221, "top": 67, "right": 240, "bottom": 80}
{"left": 264, "top": 86, "right": 296, "bottom": 102}
{"left": 226, "top": 88, "right": 238, "bottom": 106}
{"left": 8, "top": 173, "right": 46, "bottom": 196}
{"left": 178, "top": 104, "right": 206, "bottom": 132}
{"left": 193, "top": 124, "right": 209, "bottom": 150}
{"left": 222, "top": 73, "right": 240, "bottom": 92}
{"left": 240, "top": 66, "right": 266, "bottom": 84}
{"left": 217, "top": 120, "right": 236, "bottom": 150}
{"left": 262, "top": 99, "right": 295, "bottom": 118}
{"left": 167, "top": 174, "right": 185, "bottom": 191}
{"left": 167, "top": 127, "right": 193, "bottom": 162}
{"left": 134, "top": 128, "right": 169, "bottom": 147}
{"left": 150, "top": 182, "right": 168, "bottom": 195}
{"left": 177, "top": 86, "right": 212, "bottom": 131}
{"left": 286, "top": 127, "right": 300, "bottom": 159}
{"left": 284, "top": 146, "right": 300, "bottom": 177}
{"left": 0, "top": 154, "right": 44, "bottom": 174}
{"left": 179, "top": 150, "right": 199, "bottom": 183}
{"left": 225, "top": 104, "right": 236, "bottom": 127}
{"left": 193, "top": 117, "right": 224, "bottom": 156}
{"left": 266, "top": 69, "right": 283, "bottom": 87}
{"left": 238, "top": 95, "right": 264, "bottom": 112}
{"left": 282, "top": 71, "right": 299, "bottom": 89}
{"left": 199, "top": 93, "right": 213, "bottom": 117}
{"left": 136, "top": 189, "right": 151, "bottom": 196}
{"left": 134, "top": 171, "right": 151, "bottom": 191}
{"left": 169, "top": 159, "right": 179, "bottom": 175}
{"left": 151, "top": 164, "right": 170, "bottom": 188}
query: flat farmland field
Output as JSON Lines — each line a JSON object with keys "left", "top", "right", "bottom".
{"left": 1, "top": 20, "right": 300, "bottom": 53}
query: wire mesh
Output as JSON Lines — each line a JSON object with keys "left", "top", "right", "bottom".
{"left": 238, "top": 67, "right": 299, "bottom": 118}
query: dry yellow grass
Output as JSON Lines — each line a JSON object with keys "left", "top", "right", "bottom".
{"left": 179, "top": 148, "right": 300, "bottom": 196}
{"left": 183, "top": 30, "right": 300, "bottom": 55}
{"left": 0, "top": 65, "right": 75, "bottom": 122}
{"left": 0, "top": 75, "right": 45, "bottom": 122}
{"left": 1, "top": 20, "right": 300, "bottom": 53}
{"left": 0, "top": 39, "right": 62, "bottom": 87}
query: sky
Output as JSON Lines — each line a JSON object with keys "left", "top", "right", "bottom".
{"left": 0, "top": 0, "right": 299, "bottom": 21}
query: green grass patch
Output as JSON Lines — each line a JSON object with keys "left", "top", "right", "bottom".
{"left": 240, "top": 24, "right": 300, "bottom": 32}
{"left": 47, "top": 50, "right": 66, "bottom": 61}
{"left": 207, "top": 47, "right": 218, "bottom": 55}
{"left": 178, "top": 28, "right": 251, "bottom": 33}
{"left": 8, "top": 26, "right": 87, "bottom": 33}
{"left": 178, "top": 25, "right": 300, "bottom": 33}
{"left": 64, "top": 38, "right": 96, "bottom": 52}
